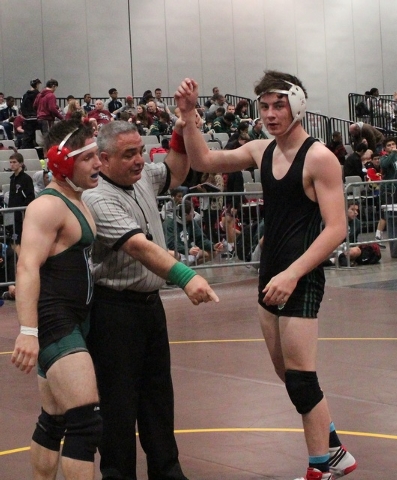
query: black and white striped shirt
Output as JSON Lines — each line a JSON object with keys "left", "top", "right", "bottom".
{"left": 83, "top": 163, "right": 170, "bottom": 292}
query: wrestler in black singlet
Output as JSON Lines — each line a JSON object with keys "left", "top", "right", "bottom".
{"left": 37, "top": 189, "right": 95, "bottom": 350}
{"left": 258, "top": 137, "right": 325, "bottom": 318}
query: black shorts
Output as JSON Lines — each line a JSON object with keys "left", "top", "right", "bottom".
{"left": 258, "top": 267, "right": 325, "bottom": 318}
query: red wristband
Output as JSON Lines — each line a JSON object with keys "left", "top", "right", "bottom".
{"left": 170, "top": 130, "right": 186, "bottom": 154}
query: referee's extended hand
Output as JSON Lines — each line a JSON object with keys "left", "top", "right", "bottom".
{"left": 184, "top": 275, "right": 219, "bottom": 305}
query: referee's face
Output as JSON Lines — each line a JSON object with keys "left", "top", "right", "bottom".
{"left": 102, "top": 131, "right": 145, "bottom": 186}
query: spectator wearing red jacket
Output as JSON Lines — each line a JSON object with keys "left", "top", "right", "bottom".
{"left": 33, "top": 79, "right": 63, "bottom": 134}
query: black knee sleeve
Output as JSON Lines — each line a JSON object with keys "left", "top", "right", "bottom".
{"left": 61, "top": 403, "right": 102, "bottom": 462}
{"left": 285, "top": 369, "right": 324, "bottom": 415}
{"left": 32, "top": 408, "right": 66, "bottom": 452}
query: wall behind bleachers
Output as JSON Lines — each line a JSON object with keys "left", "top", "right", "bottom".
{"left": 1, "top": 0, "right": 397, "bottom": 121}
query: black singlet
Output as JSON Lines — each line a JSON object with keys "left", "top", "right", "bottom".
{"left": 37, "top": 189, "right": 95, "bottom": 349}
{"left": 258, "top": 137, "right": 325, "bottom": 318}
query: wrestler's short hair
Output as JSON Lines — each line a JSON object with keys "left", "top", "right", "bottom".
{"left": 44, "top": 120, "right": 94, "bottom": 154}
{"left": 254, "top": 70, "right": 307, "bottom": 99}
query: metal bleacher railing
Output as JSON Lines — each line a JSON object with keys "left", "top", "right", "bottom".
{"left": 2, "top": 181, "right": 397, "bottom": 291}
{"left": 343, "top": 178, "right": 397, "bottom": 263}
{"left": 348, "top": 93, "right": 397, "bottom": 135}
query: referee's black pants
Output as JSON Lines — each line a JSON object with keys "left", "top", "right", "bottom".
{"left": 88, "top": 286, "right": 188, "bottom": 480}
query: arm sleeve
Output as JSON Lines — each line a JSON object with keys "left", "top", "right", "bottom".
{"left": 48, "top": 95, "right": 63, "bottom": 120}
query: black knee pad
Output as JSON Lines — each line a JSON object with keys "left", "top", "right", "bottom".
{"left": 32, "top": 408, "right": 66, "bottom": 452}
{"left": 285, "top": 369, "right": 324, "bottom": 415}
{"left": 61, "top": 403, "right": 102, "bottom": 462}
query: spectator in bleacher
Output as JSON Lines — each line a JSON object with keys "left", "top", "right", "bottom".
{"left": 225, "top": 123, "right": 250, "bottom": 148}
{"left": 119, "top": 95, "right": 136, "bottom": 118}
{"left": 0, "top": 241, "right": 16, "bottom": 300}
{"left": 235, "top": 99, "right": 253, "bottom": 124}
{"left": 326, "top": 131, "right": 347, "bottom": 165}
{"left": 13, "top": 111, "right": 25, "bottom": 148}
{"left": 64, "top": 99, "right": 83, "bottom": 120}
{"left": 163, "top": 200, "right": 223, "bottom": 265}
{"left": 146, "top": 100, "right": 161, "bottom": 124}
{"left": 104, "top": 87, "right": 122, "bottom": 114}
{"left": 82, "top": 93, "right": 94, "bottom": 113}
{"left": 219, "top": 205, "right": 243, "bottom": 259}
{"left": 207, "top": 93, "right": 228, "bottom": 120}
{"left": 212, "top": 112, "right": 236, "bottom": 136}
{"left": 343, "top": 142, "right": 369, "bottom": 181}
{"left": 140, "top": 89, "right": 154, "bottom": 104}
{"left": 0, "top": 96, "right": 18, "bottom": 140}
{"left": 88, "top": 100, "right": 113, "bottom": 127}
{"left": 365, "top": 152, "right": 382, "bottom": 180}
{"left": 162, "top": 187, "right": 184, "bottom": 220}
{"left": 328, "top": 202, "right": 362, "bottom": 266}
{"left": 370, "top": 137, "right": 397, "bottom": 246}
{"left": 32, "top": 169, "right": 51, "bottom": 197}
{"left": 198, "top": 172, "right": 224, "bottom": 241}
{"left": 20, "top": 78, "right": 42, "bottom": 149}
{"left": 0, "top": 93, "right": 6, "bottom": 110}
{"left": 379, "top": 136, "right": 397, "bottom": 196}
{"left": 154, "top": 87, "right": 171, "bottom": 114}
{"left": 7, "top": 152, "right": 35, "bottom": 246}
{"left": 33, "top": 78, "right": 63, "bottom": 134}
{"left": 349, "top": 121, "right": 384, "bottom": 154}
{"left": 363, "top": 152, "right": 385, "bottom": 247}
{"left": 204, "top": 87, "right": 220, "bottom": 109}
{"left": 135, "top": 104, "right": 152, "bottom": 132}
{"left": 62, "top": 95, "right": 76, "bottom": 115}
{"left": 249, "top": 118, "right": 267, "bottom": 140}
{"left": 158, "top": 111, "right": 173, "bottom": 135}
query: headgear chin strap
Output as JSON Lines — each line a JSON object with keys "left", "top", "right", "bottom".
{"left": 47, "top": 128, "right": 97, "bottom": 191}
{"left": 258, "top": 80, "right": 307, "bottom": 135}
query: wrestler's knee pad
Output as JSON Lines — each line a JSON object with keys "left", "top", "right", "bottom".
{"left": 285, "top": 369, "right": 324, "bottom": 415}
{"left": 32, "top": 408, "right": 66, "bottom": 452}
{"left": 61, "top": 403, "right": 102, "bottom": 462}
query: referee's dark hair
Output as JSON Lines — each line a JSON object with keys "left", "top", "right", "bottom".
{"left": 44, "top": 120, "right": 95, "bottom": 154}
{"left": 97, "top": 121, "right": 138, "bottom": 154}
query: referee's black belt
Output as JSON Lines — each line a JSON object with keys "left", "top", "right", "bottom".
{"left": 94, "top": 285, "right": 160, "bottom": 305}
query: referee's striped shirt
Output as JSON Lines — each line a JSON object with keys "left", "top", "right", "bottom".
{"left": 83, "top": 162, "right": 170, "bottom": 292}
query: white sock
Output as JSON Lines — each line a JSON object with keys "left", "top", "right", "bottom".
{"left": 376, "top": 229, "right": 382, "bottom": 239}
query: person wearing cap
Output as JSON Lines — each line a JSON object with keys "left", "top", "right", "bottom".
{"left": 11, "top": 120, "right": 102, "bottom": 480}
{"left": 20, "top": 78, "right": 42, "bottom": 148}
{"left": 175, "top": 71, "right": 357, "bottom": 480}
{"left": 104, "top": 88, "right": 122, "bottom": 115}
{"left": 118, "top": 95, "right": 136, "bottom": 118}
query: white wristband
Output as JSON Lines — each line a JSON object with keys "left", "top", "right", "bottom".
{"left": 20, "top": 326, "right": 38, "bottom": 337}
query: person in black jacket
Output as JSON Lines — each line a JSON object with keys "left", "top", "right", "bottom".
{"left": 343, "top": 142, "right": 368, "bottom": 180}
{"left": 20, "top": 78, "right": 42, "bottom": 148}
{"left": 8, "top": 152, "right": 35, "bottom": 246}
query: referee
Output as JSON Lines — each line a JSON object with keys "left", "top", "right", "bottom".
{"left": 83, "top": 121, "right": 218, "bottom": 480}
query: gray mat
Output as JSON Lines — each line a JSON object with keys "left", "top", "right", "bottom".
{"left": 347, "top": 279, "right": 397, "bottom": 290}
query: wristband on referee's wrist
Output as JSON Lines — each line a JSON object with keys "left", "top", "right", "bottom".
{"left": 20, "top": 326, "right": 38, "bottom": 337}
{"left": 167, "top": 262, "right": 196, "bottom": 289}
{"left": 169, "top": 130, "right": 187, "bottom": 155}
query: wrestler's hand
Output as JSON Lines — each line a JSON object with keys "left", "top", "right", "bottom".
{"left": 184, "top": 275, "right": 219, "bottom": 306}
{"left": 262, "top": 270, "right": 298, "bottom": 307}
{"left": 174, "top": 78, "right": 199, "bottom": 116}
{"left": 11, "top": 334, "right": 39, "bottom": 374}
